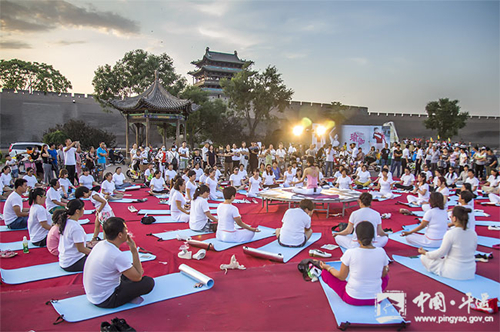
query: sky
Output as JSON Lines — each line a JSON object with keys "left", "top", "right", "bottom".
{"left": 1, "top": 0, "right": 499, "bottom": 116}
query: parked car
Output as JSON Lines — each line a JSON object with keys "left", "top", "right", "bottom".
{"left": 9, "top": 142, "right": 44, "bottom": 158}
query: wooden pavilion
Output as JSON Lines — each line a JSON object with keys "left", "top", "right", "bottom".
{"left": 108, "top": 72, "right": 197, "bottom": 153}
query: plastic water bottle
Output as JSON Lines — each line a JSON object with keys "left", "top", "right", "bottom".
{"left": 22, "top": 236, "right": 29, "bottom": 254}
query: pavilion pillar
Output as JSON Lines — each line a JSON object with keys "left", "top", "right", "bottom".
{"left": 162, "top": 122, "right": 167, "bottom": 147}
{"left": 183, "top": 119, "right": 187, "bottom": 143}
{"left": 145, "top": 116, "right": 150, "bottom": 147}
{"left": 125, "top": 114, "right": 130, "bottom": 156}
{"left": 176, "top": 118, "right": 181, "bottom": 146}
{"left": 135, "top": 123, "right": 139, "bottom": 146}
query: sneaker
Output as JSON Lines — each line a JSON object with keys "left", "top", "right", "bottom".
{"left": 383, "top": 228, "right": 393, "bottom": 234}
{"left": 101, "top": 321, "right": 119, "bottom": 332}
{"left": 178, "top": 250, "right": 192, "bottom": 259}
{"left": 111, "top": 317, "right": 136, "bottom": 332}
{"left": 309, "top": 249, "right": 332, "bottom": 258}
{"left": 475, "top": 254, "right": 489, "bottom": 262}
{"left": 193, "top": 249, "right": 207, "bottom": 260}
{"left": 128, "top": 206, "right": 138, "bottom": 213}
{"left": 488, "top": 225, "right": 500, "bottom": 231}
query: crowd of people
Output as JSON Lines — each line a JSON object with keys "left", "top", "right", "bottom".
{"left": 0, "top": 136, "right": 498, "bottom": 310}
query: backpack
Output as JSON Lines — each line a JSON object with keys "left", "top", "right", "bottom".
{"left": 297, "top": 259, "right": 322, "bottom": 282}
{"left": 331, "top": 222, "right": 348, "bottom": 233}
{"left": 141, "top": 216, "right": 156, "bottom": 225}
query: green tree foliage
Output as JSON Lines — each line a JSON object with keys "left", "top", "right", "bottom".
{"left": 179, "top": 86, "right": 244, "bottom": 146}
{"left": 42, "top": 130, "right": 67, "bottom": 146}
{"left": 43, "top": 120, "right": 116, "bottom": 150}
{"left": 0, "top": 59, "right": 72, "bottom": 93}
{"left": 92, "top": 49, "right": 186, "bottom": 111}
{"left": 424, "top": 98, "right": 469, "bottom": 139}
{"left": 221, "top": 64, "right": 293, "bottom": 140}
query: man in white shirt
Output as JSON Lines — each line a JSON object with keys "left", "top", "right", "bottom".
{"left": 276, "top": 199, "right": 314, "bottom": 247}
{"left": 64, "top": 139, "right": 81, "bottom": 186}
{"left": 465, "top": 170, "right": 480, "bottom": 195}
{"left": 333, "top": 192, "right": 388, "bottom": 248}
{"left": 178, "top": 141, "right": 190, "bottom": 171}
{"left": 201, "top": 142, "right": 210, "bottom": 168}
{"left": 324, "top": 144, "right": 335, "bottom": 177}
{"left": 164, "top": 164, "right": 177, "bottom": 186}
{"left": 402, "top": 145, "right": 410, "bottom": 171}
{"left": 275, "top": 143, "right": 287, "bottom": 171}
{"left": 231, "top": 144, "right": 241, "bottom": 167}
{"left": 395, "top": 167, "right": 415, "bottom": 191}
{"left": 3, "top": 179, "right": 29, "bottom": 229}
{"left": 83, "top": 217, "right": 154, "bottom": 308}
{"left": 240, "top": 142, "right": 249, "bottom": 171}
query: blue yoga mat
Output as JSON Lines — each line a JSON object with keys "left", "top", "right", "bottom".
{"left": 254, "top": 233, "right": 322, "bottom": 263}
{"left": 393, "top": 255, "right": 500, "bottom": 300}
{"left": 0, "top": 219, "right": 90, "bottom": 232}
{"left": 320, "top": 261, "right": 407, "bottom": 328}
{"left": 110, "top": 198, "right": 147, "bottom": 203}
{"left": 412, "top": 210, "right": 488, "bottom": 217}
{"left": 139, "top": 209, "right": 217, "bottom": 215}
{"left": 0, "top": 252, "right": 156, "bottom": 284}
{"left": 153, "top": 229, "right": 211, "bottom": 241}
{"left": 153, "top": 194, "right": 169, "bottom": 199}
{"left": 50, "top": 270, "right": 214, "bottom": 322}
{"left": 402, "top": 224, "right": 500, "bottom": 248}
{"left": 0, "top": 232, "right": 102, "bottom": 251}
{"left": 202, "top": 226, "right": 276, "bottom": 251}
{"left": 210, "top": 198, "right": 248, "bottom": 203}
{"left": 475, "top": 220, "right": 500, "bottom": 227}
{"left": 147, "top": 216, "right": 184, "bottom": 223}
{"left": 373, "top": 194, "right": 401, "bottom": 202}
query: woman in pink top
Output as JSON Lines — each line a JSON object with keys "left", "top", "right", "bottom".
{"left": 46, "top": 213, "right": 62, "bottom": 256}
{"left": 293, "top": 156, "right": 322, "bottom": 195}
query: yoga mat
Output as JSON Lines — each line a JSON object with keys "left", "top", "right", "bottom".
{"left": 412, "top": 210, "right": 489, "bottom": 217}
{"left": 200, "top": 226, "right": 276, "bottom": 251}
{"left": 210, "top": 198, "right": 248, "bottom": 203}
{"left": 373, "top": 194, "right": 401, "bottom": 202}
{"left": 319, "top": 261, "right": 407, "bottom": 328}
{"left": 83, "top": 210, "right": 95, "bottom": 215}
{"left": 393, "top": 255, "right": 500, "bottom": 300}
{"left": 401, "top": 224, "right": 500, "bottom": 248}
{"left": 0, "top": 232, "right": 102, "bottom": 251}
{"left": 246, "top": 233, "right": 322, "bottom": 263}
{"left": 138, "top": 209, "right": 217, "bottom": 215}
{"left": 153, "top": 194, "right": 169, "bottom": 199}
{"left": 0, "top": 219, "right": 90, "bottom": 232}
{"left": 152, "top": 229, "right": 212, "bottom": 241}
{"left": 144, "top": 216, "right": 184, "bottom": 223}
{"left": 475, "top": 220, "right": 500, "bottom": 227}
{"left": 109, "top": 198, "right": 147, "bottom": 203}
{"left": 50, "top": 264, "right": 213, "bottom": 322}
{"left": 0, "top": 252, "right": 156, "bottom": 284}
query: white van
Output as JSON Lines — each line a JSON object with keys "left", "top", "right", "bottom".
{"left": 9, "top": 142, "right": 45, "bottom": 157}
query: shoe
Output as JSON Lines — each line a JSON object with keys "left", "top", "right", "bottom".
{"left": 178, "top": 250, "right": 192, "bottom": 259}
{"left": 193, "top": 249, "right": 206, "bottom": 260}
{"left": 383, "top": 228, "right": 393, "bottom": 234}
{"left": 488, "top": 225, "right": 500, "bottom": 231}
{"left": 111, "top": 317, "right": 136, "bottom": 332}
{"left": 128, "top": 206, "right": 138, "bottom": 213}
{"left": 381, "top": 213, "right": 392, "bottom": 219}
{"left": 101, "top": 321, "right": 119, "bottom": 332}
{"left": 475, "top": 254, "right": 489, "bottom": 262}
{"left": 309, "top": 249, "right": 332, "bottom": 258}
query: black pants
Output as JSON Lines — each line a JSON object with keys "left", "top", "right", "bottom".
{"left": 66, "top": 165, "right": 76, "bottom": 185}
{"left": 395, "top": 183, "right": 413, "bottom": 191}
{"left": 62, "top": 255, "right": 87, "bottom": 272}
{"left": 415, "top": 159, "right": 422, "bottom": 175}
{"left": 32, "top": 237, "right": 47, "bottom": 247}
{"left": 96, "top": 275, "right": 155, "bottom": 308}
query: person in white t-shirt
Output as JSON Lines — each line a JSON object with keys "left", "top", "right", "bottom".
{"left": 464, "top": 170, "right": 479, "bottom": 195}
{"left": 282, "top": 165, "right": 295, "bottom": 188}
{"left": 0, "top": 166, "right": 14, "bottom": 194}
{"left": 213, "top": 165, "right": 222, "bottom": 182}
{"left": 238, "top": 164, "right": 248, "bottom": 181}
{"left": 101, "top": 172, "right": 124, "bottom": 199}
{"left": 334, "top": 193, "right": 388, "bottom": 249}
{"left": 23, "top": 167, "right": 41, "bottom": 189}
{"left": 324, "top": 144, "right": 335, "bottom": 177}
{"left": 229, "top": 167, "right": 245, "bottom": 191}
{"left": 79, "top": 168, "right": 98, "bottom": 190}
{"left": 448, "top": 190, "right": 476, "bottom": 231}
{"left": 354, "top": 165, "right": 371, "bottom": 187}
{"left": 372, "top": 169, "right": 394, "bottom": 199}
{"left": 75, "top": 186, "right": 114, "bottom": 242}
{"left": 56, "top": 199, "right": 90, "bottom": 272}
{"left": 83, "top": 217, "right": 154, "bottom": 308}
{"left": 63, "top": 139, "right": 82, "bottom": 186}
{"left": 335, "top": 169, "right": 353, "bottom": 190}
{"left": 407, "top": 173, "right": 429, "bottom": 205}
{"left": 178, "top": 141, "right": 190, "bottom": 170}
{"left": 112, "top": 167, "right": 133, "bottom": 189}
{"left": 164, "top": 164, "right": 178, "bottom": 187}
{"left": 419, "top": 206, "right": 477, "bottom": 280}
{"left": 3, "top": 179, "right": 30, "bottom": 229}
{"left": 402, "top": 192, "right": 448, "bottom": 248}
{"left": 185, "top": 170, "right": 198, "bottom": 201}
{"left": 46, "top": 179, "right": 68, "bottom": 213}
{"left": 58, "top": 169, "right": 75, "bottom": 199}
{"left": 193, "top": 163, "right": 204, "bottom": 181}
{"left": 482, "top": 169, "right": 500, "bottom": 194}
{"left": 216, "top": 186, "right": 259, "bottom": 242}
{"left": 320, "top": 221, "right": 390, "bottom": 305}
{"left": 27, "top": 188, "right": 52, "bottom": 246}
{"left": 394, "top": 167, "right": 415, "bottom": 191}
{"left": 170, "top": 178, "right": 190, "bottom": 222}
{"left": 422, "top": 176, "right": 449, "bottom": 212}
{"left": 149, "top": 171, "right": 169, "bottom": 195}
{"left": 206, "top": 168, "right": 223, "bottom": 200}
{"left": 444, "top": 167, "right": 458, "bottom": 188}
{"left": 276, "top": 199, "right": 313, "bottom": 247}
{"left": 247, "top": 169, "right": 262, "bottom": 198}
{"left": 189, "top": 184, "right": 218, "bottom": 232}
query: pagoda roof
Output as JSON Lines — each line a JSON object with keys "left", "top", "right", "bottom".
{"left": 109, "top": 73, "right": 196, "bottom": 115}
{"left": 188, "top": 65, "right": 243, "bottom": 76}
{"left": 191, "top": 47, "right": 248, "bottom": 66}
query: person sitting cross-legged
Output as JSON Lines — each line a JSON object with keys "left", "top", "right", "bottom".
{"left": 276, "top": 199, "right": 314, "bottom": 247}
{"left": 83, "top": 217, "right": 155, "bottom": 308}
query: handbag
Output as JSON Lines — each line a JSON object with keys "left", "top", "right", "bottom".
{"left": 297, "top": 259, "right": 322, "bottom": 281}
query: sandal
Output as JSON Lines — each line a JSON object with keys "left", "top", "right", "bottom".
{"left": 0, "top": 250, "right": 18, "bottom": 258}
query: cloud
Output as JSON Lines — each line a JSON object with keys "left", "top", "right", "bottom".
{"left": 285, "top": 53, "right": 307, "bottom": 59}
{"left": 198, "top": 26, "right": 262, "bottom": 49}
{"left": 193, "top": 1, "right": 232, "bottom": 17}
{"left": 0, "top": 40, "right": 32, "bottom": 49}
{"left": 52, "top": 40, "right": 87, "bottom": 46}
{"left": 0, "top": 0, "right": 139, "bottom": 35}
{"left": 350, "top": 57, "right": 369, "bottom": 66}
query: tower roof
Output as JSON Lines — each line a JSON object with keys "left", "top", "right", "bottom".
{"left": 191, "top": 47, "right": 248, "bottom": 66}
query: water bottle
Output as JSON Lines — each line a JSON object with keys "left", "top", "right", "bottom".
{"left": 22, "top": 236, "right": 29, "bottom": 254}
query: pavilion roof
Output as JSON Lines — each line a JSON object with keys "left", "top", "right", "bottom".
{"left": 191, "top": 47, "right": 248, "bottom": 66}
{"left": 109, "top": 74, "right": 194, "bottom": 114}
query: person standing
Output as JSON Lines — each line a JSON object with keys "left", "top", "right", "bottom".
{"left": 275, "top": 143, "right": 287, "bottom": 172}
{"left": 249, "top": 142, "right": 259, "bottom": 173}
{"left": 240, "top": 142, "right": 249, "bottom": 171}
{"left": 63, "top": 139, "right": 81, "bottom": 186}
{"left": 380, "top": 143, "right": 390, "bottom": 168}
{"left": 178, "top": 141, "right": 190, "bottom": 171}
{"left": 390, "top": 144, "right": 403, "bottom": 178}
{"left": 41, "top": 144, "right": 54, "bottom": 184}
{"left": 96, "top": 142, "right": 108, "bottom": 173}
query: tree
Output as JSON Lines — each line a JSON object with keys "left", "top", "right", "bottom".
{"left": 42, "top": 130, "right": 67, "bottom": 146}
{"left": 221, "top": 65, "right": 293, "bottom": 140}
{"left": 92, "top": 49, "right": 186, "bottom": 111}
{"left": 0, "top": 59, "right": 72, "bottom": 93}
{"left": 43, "top": 120, "right": 116, "bottom": 150}
{"left": 424, "top": 98, "right": 468, "bottom": 139}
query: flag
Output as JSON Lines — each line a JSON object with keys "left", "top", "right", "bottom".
{"left": 437, "top": 135, "right": 440, "bottom": 140}
{"left": 430, "top": 137, "right": 434, "bottom": 142}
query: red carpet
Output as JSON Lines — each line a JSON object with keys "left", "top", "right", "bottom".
{"left": 1, "top": 188, "right": 499, "bottom": 331}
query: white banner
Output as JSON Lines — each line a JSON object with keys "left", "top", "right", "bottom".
{"left": 341, "top": 125, "right": 389, "bottom": 152}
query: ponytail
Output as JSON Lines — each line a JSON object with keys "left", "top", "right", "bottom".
{"left": 28, "top": 187, "right": 45, "bottom": 206}
{"left": 171, "top": 174, "right": 182, "bottom": 189}
{"left": 174, "top": 178, "right": 185, "bottom": 191}
{"left": 193, "top": 184, "right": 210, "bottom": 200}
{"left": 57, "top": 199, "right": 85, "bottom": 235}
{"left": 452, "top": 206, "right": 472, "bottom": 230}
